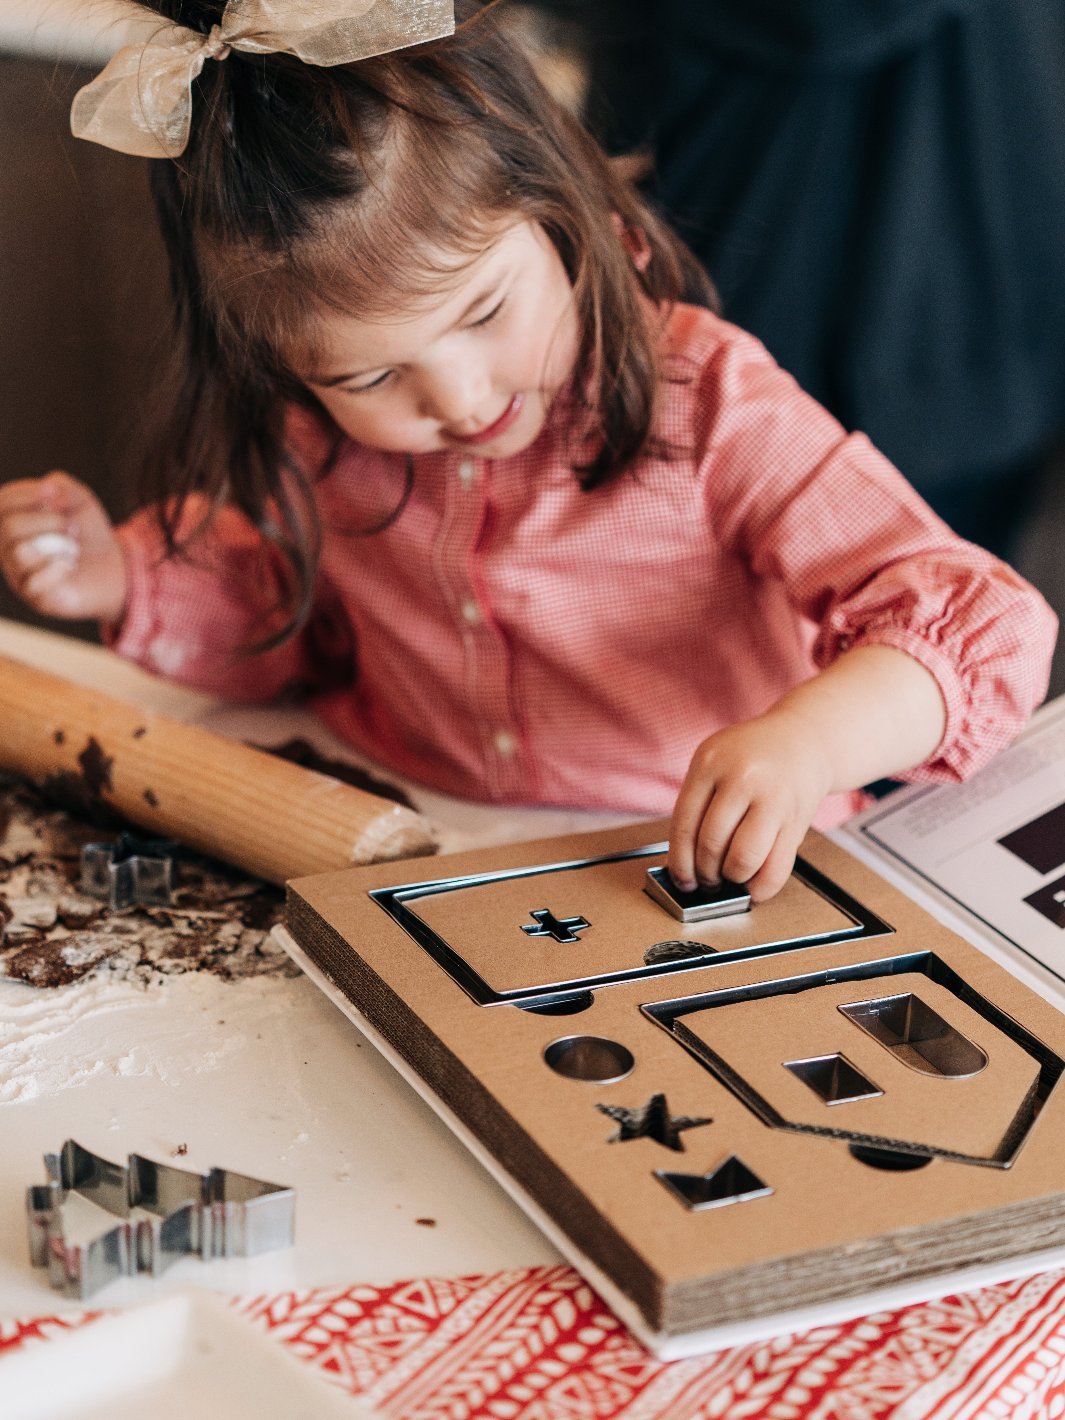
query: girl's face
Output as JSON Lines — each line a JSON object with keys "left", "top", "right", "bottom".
{"left": 300, "top": 220, "right": 580, "bottom": 459}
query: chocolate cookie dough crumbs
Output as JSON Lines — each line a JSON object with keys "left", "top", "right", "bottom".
{"left": 2, "top": 925, "right": 44, "bottom": 950}
{"left": 133, "top": 726, "right": 147, "bottom": 739}
{"left": 57, "top": 897, "right": 104, "bottom": 931}
{"left": 5, "top": 931, "right": 119, "bottom": 987}
{"left": 173, "top": 1143, "right": 188, "bottom": 1157}
{"left": 53, "top": 730, "right": 65, "bottom": 745}
{"left": 415, "top": 1218, "right": 437, "bottom": 1228}
{"left": 144, "top": 788, "right": 159, "bottom": 807}
{"left": 0, "top": 776, "right": 291, "bottom": 989}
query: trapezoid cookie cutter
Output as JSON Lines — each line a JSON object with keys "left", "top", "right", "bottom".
{"left": 26, "top": 1139, "right": 295, "bottom": 1300}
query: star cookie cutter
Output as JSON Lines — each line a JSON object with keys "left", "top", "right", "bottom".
{"left": 80, "top": 832, "right": 179, "bottom": 910}
{"left": 27, "top": 1139, "right": 295, "bottom": 1300}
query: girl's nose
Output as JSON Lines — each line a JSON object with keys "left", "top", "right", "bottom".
{"left": 420, "top": 364, "right": 491, "bottom": 429}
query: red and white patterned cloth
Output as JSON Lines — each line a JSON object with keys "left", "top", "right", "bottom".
{"left": 8, "top": 1264, "right": 1065, "bottom": 1418}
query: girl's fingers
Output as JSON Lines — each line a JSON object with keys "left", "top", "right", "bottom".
{"left": 745, "top": 824, "right": 805, "bottom": 902}
{"left": 719, "top": 801, "right": 781, "bottom": 888}
{"left": 671, "top": 771, "right": 764, "bottom": 889}
{"left": 0, "top": 478, "right": 57, "bottom": 516}
{"left": 23, "top": 556, "right": 79, "bottom": 602}
{"left": 34, "top": 470, "right": 88, "bottom": 514}
{"left": 0, "top": 472, "right": 77, "bottom": 516}
{"left": 668, "top": 773, "right": 717, "bottom": 889}
{"left": 691, "top": 789, "right": 753, "bottom": 887}
{"left": 0, "top": 510, "right": 71, "bottom": 557}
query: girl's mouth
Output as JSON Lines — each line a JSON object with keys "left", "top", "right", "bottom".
{"left": 450, "top": 394, "right": 525, "bottom": 446}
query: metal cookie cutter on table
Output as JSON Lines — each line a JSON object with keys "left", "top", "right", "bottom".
{"left": 27, "top": 1139, "right": 295, "bottom": 1300}
{"left": 79, "top": 832, "right": 179, "bottom": 911}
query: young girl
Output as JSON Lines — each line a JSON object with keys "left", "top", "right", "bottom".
{"left": 0, "top": 0, "right": 1055, "bottom": 902}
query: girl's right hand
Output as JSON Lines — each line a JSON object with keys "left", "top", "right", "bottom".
{"left": 0, "top": 471, "right": 128, "bottom": 624}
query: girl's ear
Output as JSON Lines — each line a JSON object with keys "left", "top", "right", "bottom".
{"left": 611, "top": 214, "right": 652, "bottom": 273}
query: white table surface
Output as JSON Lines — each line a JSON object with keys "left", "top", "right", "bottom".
{"left": 0, "top": 617, "right": 634, "bottom": 1320}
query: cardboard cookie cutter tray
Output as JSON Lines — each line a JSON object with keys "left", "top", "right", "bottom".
{"left": 284, "top": 822, "right": 1065, "bottom": 1355}
{"left": 27, "top": 1139, "right": 295, "bottom": 1300}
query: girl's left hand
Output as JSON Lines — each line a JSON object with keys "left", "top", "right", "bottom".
{"left": 668, "top": 709, "right": 834, "bottom": 903}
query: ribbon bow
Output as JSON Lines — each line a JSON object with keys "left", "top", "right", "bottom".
{"left": 70, "top": 0, "right": 456, "bottom": 158}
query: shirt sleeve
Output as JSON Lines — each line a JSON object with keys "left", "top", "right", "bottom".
{"left": 104, "top": 408, "right": 355, "bottom": 700}
{"left": 104, "top": 496, "right": 354, "bottom": 702}
{"left": 698, "top": 325, "right": 1058, "bottom": 782}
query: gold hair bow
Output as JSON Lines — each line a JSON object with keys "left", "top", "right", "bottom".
{"left": 70, "top": 0, "right": 456, "bottom": 158}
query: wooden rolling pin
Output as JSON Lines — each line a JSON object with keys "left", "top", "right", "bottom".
{"left": 0, "top": 653, "right": 437, "bottom": 883}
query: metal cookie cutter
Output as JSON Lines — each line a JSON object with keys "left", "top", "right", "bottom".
{"left": 27, "top": 1139, "right": 295, "bottom": 1300}
{"left": 644, "top": 865, "right": 752, "bottom": 923}
{"left": 80, "top": 832, "right": 179, "bottom": 910}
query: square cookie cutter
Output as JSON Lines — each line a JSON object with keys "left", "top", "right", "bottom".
{"left": 27, "top": 1139, "right": 295, "bottom": 1300}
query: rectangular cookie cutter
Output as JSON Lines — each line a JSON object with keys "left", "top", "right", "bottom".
{"left": 26, "top": 1139, "right": 295, "bottom": 1300}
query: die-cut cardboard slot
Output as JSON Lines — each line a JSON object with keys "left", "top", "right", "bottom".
{"left": 597, "top": 1093, "right": 711, "bottom": 1150}
{"left": 785, "top": 1053, "right": 883, "bottom": 1105}
{"left": 644, "top": 953, "right": 1060, "bottom": 1166}
{"left": 656, "top": 1156, "right": 773, "bottom": 1211}
{"left": 519, "top": 990, "right": 595, "bottom": 1016}
{"left": 543, "top": 1035, "right": 634, "bottom": 1083}
{"left": 839, "top": 994, "right": 988, "bottom": 1077}
{"left": 850, "top": 1143, "right": 933, "bottom": 1171}
{"left": 644, "top": 940, "right": 721, "bottom": 967}
{"left": 371, "top": 846, "right": 890, "bottom": 1005}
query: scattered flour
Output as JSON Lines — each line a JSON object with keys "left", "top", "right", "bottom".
{"left": 0, "top": 971, "right": 298, "bottom": 1105}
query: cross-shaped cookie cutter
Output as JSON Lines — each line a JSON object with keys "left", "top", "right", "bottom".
{"left": 27, "top": 1139, "right": 295, "bottom": 1300}
{"left": 79, "top": 833, "right": 178, "bottom": 910}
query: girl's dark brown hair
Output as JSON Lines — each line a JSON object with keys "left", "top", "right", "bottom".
{"left": 141, "top": 0, "right": 717, "bottom": 636}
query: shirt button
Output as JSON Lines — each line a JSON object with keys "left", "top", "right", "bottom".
{"left": 457, "top": 458, "right": 476, "bottom": 486}
{"left": 493, "top": 730, "right": 518, "bottom": 758}
{"left": 461, "top": 597, "right": 481, "bottom": 625}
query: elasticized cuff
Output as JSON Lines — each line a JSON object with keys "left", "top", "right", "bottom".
{"left": 843, "top": 625, "right": 966, "bottom": 781}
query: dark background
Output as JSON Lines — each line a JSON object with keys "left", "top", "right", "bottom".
{"left": 0, "top": 52, "right": 170, "bottom": 638}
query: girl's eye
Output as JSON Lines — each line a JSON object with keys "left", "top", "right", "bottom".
{"left": 347, "top": 370, "right": 395, "bottom": 394}
{"left": 469, "top": 297, "right": 506, "bottom": 329}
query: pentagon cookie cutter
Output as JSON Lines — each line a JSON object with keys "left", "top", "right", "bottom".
{"left": 27, "top": 1139, "right": 295, "bottom": 1300}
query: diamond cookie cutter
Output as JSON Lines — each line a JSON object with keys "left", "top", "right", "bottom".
{"left": 27, "top": 1139, "right": 295, "bottom": 1300}
{"left": 80, "top": 833, "right": 178, "bottom": 910}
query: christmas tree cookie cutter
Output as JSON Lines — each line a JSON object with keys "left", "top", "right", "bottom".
{"left": 27, "top": 1139, "right": 295, "bottom": 1300}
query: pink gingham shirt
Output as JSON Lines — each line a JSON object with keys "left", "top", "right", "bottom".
{"left": 110, "top": 306, "right": 1057, "bottom": 818}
